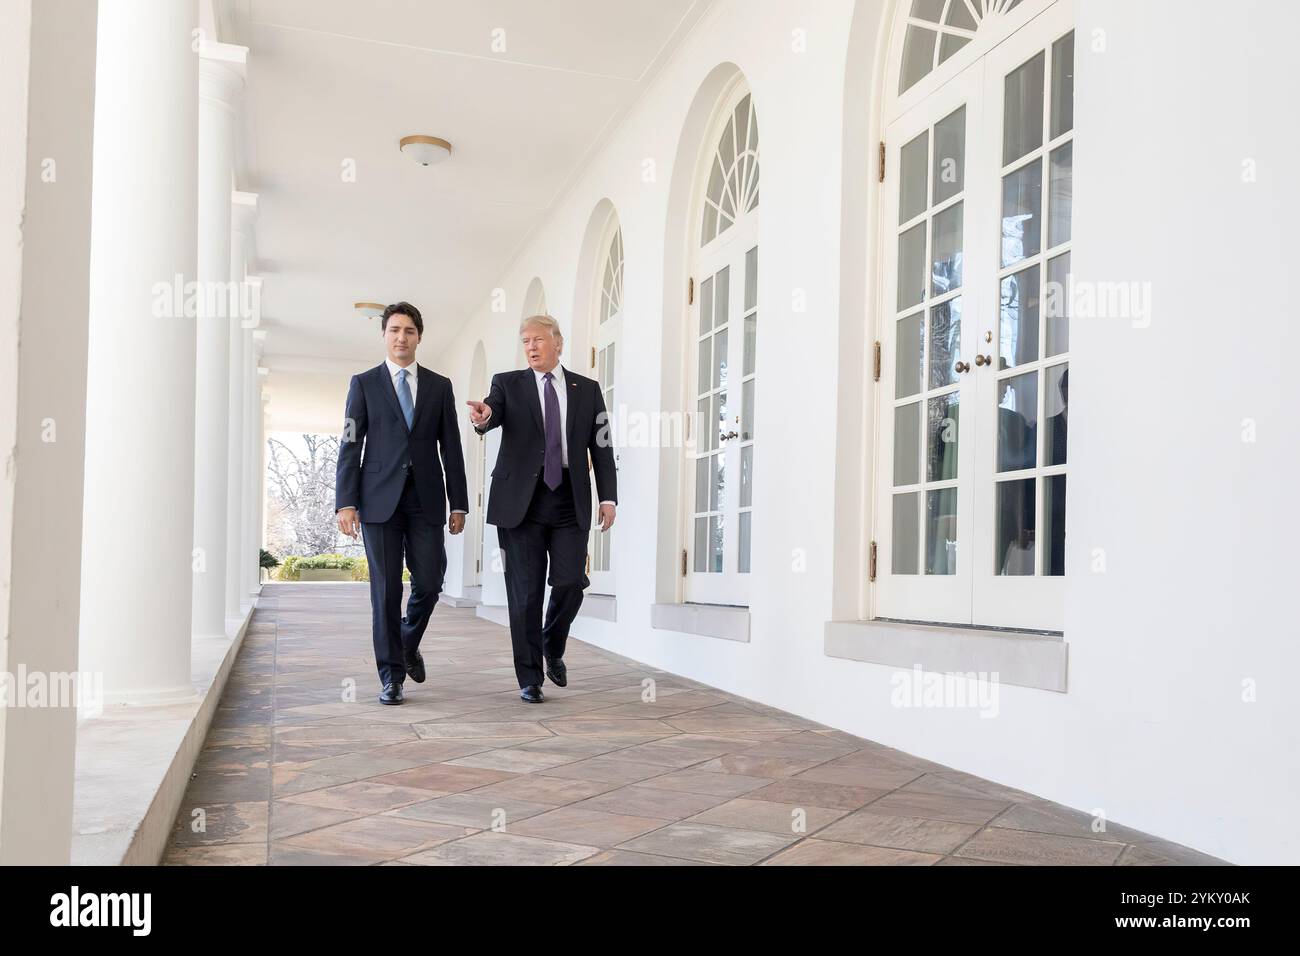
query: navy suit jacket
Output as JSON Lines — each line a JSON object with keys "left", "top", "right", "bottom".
{"left": 335, "top": 362, "right": 469, "bottom": 525}
{"left": 472, "top": 366, "right": 617, "bottom": 531}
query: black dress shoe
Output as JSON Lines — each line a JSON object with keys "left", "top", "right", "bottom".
{"left": 378, "top": 682, "right": 404, "bottom": 705}
{"left": 403, "top": 647, "right": 426, "bottom": 683}
{"left": 544, "top": 656, "right": 567, "bottom": 687}
{"left": 519, "top": 684, "right": 544, "bottom": 704}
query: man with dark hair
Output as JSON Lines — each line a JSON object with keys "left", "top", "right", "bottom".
{"left": 336, "top": 302, "right": 469, "bottom": 704}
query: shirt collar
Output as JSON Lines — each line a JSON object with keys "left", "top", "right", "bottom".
{"left": 385, "top": 358, "right": 418, "bottom": 381}
{"left": 533, "top": 364, "right": 564, "bottom": 386}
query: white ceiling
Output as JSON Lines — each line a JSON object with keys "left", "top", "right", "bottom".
{"left": 222, "top": 0, "right": 709, "bottom": 378}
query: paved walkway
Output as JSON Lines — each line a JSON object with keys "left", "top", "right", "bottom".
{"left": 165, "top": 583, "right": 1222, "bottom": 865}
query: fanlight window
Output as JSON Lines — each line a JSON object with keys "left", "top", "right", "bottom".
{"left": 601, "top": 229, "right": 623, "bottom": 324}
{"left": 701, "top": 92, "right": 760, "bottom": 246}
{"left": 900, "top": 0, "right": 1026, "bottom": 93}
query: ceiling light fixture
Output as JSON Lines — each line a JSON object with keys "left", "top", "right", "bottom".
{"left": 354, "top": 302, "right": 384, "bottom": 319}
{"left": 399, "top": 134, "right": 452, "bottom": 166}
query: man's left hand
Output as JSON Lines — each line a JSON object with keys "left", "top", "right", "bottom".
{"left": 597, "top": 504, "right": 616, "bottom": 532}
{"left": 448, "top": 513, "right": 465, "bottom": 535}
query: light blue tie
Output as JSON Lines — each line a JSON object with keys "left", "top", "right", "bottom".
{"left": 396, "top": 368, "right": 414, "bottom": 430}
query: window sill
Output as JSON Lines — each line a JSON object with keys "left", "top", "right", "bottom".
{"left": 651, "top": 603, "right": 750, "bottom": 642}
{"left": 579, "top": 593, "right": 617, "bottom": 622}
{"left": 824, "top": 619, "right": 1068, "bottom": 693}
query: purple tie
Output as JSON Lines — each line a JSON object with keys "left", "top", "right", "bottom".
{"left": 543, "top": 372, "right": 562, "bottom": 490}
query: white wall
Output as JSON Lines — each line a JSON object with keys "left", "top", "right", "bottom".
{"left": 304, "top": 0, "right": 1296, "bottom": 863}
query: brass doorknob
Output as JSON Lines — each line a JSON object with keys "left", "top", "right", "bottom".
{"left": 721, "top": 430, "right": 739, "bottom": 442}
{"left": 974, "top": 354, "right": 993, "bottom": 367}
{"left": 954, "top": 360, "right": 970, "bottom": 374}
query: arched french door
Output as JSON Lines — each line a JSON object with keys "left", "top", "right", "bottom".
{"left": 874, "top": 0, "right": 1074, "bottom": 631}
{"left": 685, "top": 82, "right": 760, "bottom": 606}
{"left": 586, "top": 216, "right": 622, "bottom": 595}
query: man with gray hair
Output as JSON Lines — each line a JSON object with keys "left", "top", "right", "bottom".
{"left": 467, "top": 314, "right": 617, "bottom": 703}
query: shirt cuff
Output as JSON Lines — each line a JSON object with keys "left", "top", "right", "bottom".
{"left": 450, "top": 509, "right": 468, "bottom": 515}
{"left": 598, "top": 501, "right": 616, "bottom": 507}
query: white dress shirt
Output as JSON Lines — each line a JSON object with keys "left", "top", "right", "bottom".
{"left": 534, "top": 364, "right": 615, "bottom": 508}
{"left": 381, "top": 357, "right": 466, "bottom": 516}
{"left": 385, "top": 357, "right": 418, "bottom": 405}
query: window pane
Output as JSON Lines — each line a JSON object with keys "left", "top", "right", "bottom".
{"left": 929, "top": 298, "right": 961, "bottom": 389}
{"left": 714, "top": 266, "right": 730, "bottom": 328}
{"left": 997, "top": 371, "right": 1039, "bottom": 472}
{"left": 712, "top": 328, "right": 728, "bottom": 390}
{"left": 1001, "top": 159, "right": 1042, "bottom": 267}
{"left": 744, "top": 245, "right": 758, "bottom": 311}
{"left": 932, "top": 106, "right": 965, "bottom": 204}
{"left": 738, "top": 511, "right": 752, "bottom": 574}
{"left": 894, "top": 402, "right": 921, "bottom": 486}
{"left": 1045, "top": 252, "right": 1070, "bottom": 357}
{"left": 699, "top": 276, "right": 713, "bottom": 335}
{"left": 708, "top": 515, "right": 724, "bottom": 572}
{"left": 945, "top": 0, "right": 976, "bottom": 30}
{"left": 931, "top": 201, "right": 963, "bottom": 295}
{"left": 712, "top": 391, "right": 726, "bottom": 449}
{"left": 697, "top": 397, "right": 711, "bottom": 451}
{"left": 740, "top": 444, "right": 753, "bottom": 507}
{"left": 1045, "top": 474, "right": 1066, "bottom": 576}
{"left": 938, "top": 32, "right": 971, "bottom": 66}
{"left": 995, "top": 478, "right": 1036, "bottom": 575}
{"left": 900, "top": 130, "right": 929, "bottom": 224}
{"left": 741, "top": 378, "right": 754, "bottom": 441}
{"left": 1051, "top": 31, "right": 1075, "bottom": 138}
{"left": 1045, "top": 363, "right": 1068, "bottom": 466}
{"left": 927, "top": 392, "right": 959, "bottom": 482}
{"left": 911, "top": 0, "right": 945, "bottom": 21}
{"left": 892, "top": 492, "right": 920, "bottom": 575}
{"left": 999, "top": 265, "right": 1040, "bottom": 369}
{"left": 900, "top": 25, "right": 938, "bottom": 94}
{"left": 696, "top": 336, "right": 710, "bottom": 395}
{"left": 693, "top": 516, "right": 708, "bottom": 572}
{"left": 743, "top": 310, "right": 757, "bottom": 377}
{"left": 926, "top": 488, "right": 958, "bottom": 575}
{"left": 1048, "top": 142, "right": 1072, "bottom": 248}
{"left": 1003, "top": 51, "right": 1045, "bottom": 166}
{"left": 898, "top": 222, "right": 927, "bottom": 310}
{"left": 896, "top": 311, "right": 924, "bottom": 398}
{"left": 710, "top": 451, "right": 724, "bottom": 512}
{"left": 694, "top": 456, "right": 708, "bottom": 512}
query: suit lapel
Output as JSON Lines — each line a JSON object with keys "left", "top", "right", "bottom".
{"left": 375, "top": 363, "right": 410, "bottom": 434}
{"left": 410, "top": 365, "right": 433, "bottom": 433}
{"left": 523, "top": 368, "right": 544, "bottom": 436}
{"left": 564, "top": 365, "right": 581, "bottom": 461}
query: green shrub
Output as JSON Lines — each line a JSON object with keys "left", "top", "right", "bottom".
{"left": 347, "top": 557, "right": 408, "bottom": 583}
{"left": 296, "top": 553, "right": 356, "bottom": 571}
{"left": 277, "top": 556, "right": 300, "bottom": 581}
{"left": 259, "top": 548, "right": 280, "bottom": 570}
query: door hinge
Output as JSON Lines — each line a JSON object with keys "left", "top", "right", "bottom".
{"left": 681, "top": 549, "right": 688, "bottom": 577}
{"left": 590, "top": 346, "right": 596, "bottom": 368}
{"left": 685, "top": 409, "right": 691, "bottom": 443}
{"left": 878, "top": 141, "right": 886, "bottom": 183}
{"left": 687, "top": 276, "right": 694, "bottom": 305}
{"left": 475, "top": 559, "right": 480, "bottom": 573}
{"left": 868, "top": 540, "right": 878, "bottom": 582}
{"left": 872, "top": 341, "right": 882, "bottom": 381}
{"left": 477, "top": 492, "right": 482, "bottom": 506}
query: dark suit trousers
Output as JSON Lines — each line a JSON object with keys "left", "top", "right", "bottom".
{"left": 361, "top": 472, "right": 446, "bottom": 686}
{"left": 497, "top": 469, "right": 589, "bottom": 688}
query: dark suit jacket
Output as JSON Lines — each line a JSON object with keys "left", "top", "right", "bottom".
{"left": 474, "top": 366, "right": 617, "bottom": 531}
{"left": 335, "top": 362, "right": 469, "bottom": 525}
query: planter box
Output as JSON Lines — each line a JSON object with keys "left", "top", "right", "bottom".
{"left": 298, "top": 568, "right": 354, "bottom": 582}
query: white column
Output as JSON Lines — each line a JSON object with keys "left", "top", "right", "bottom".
{"left": 246, "top": 332, "right": 268, "bottom": 598}
{"left": 226, "top": 195, "right": 257, "bottom": 619}
{"left": 193, "top": 44, "right": 245, "bottom": 639}
{"left": 80, "top": 0, "right": 200, "bottom": 705}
